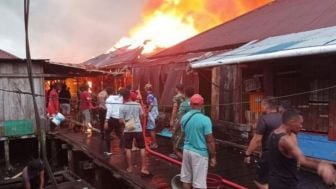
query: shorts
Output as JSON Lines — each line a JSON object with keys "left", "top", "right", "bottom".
{"left": 60, "top": 103, "right": 70, "bottom": 115}
{"left": 256, "top": 153, "right": 269, "bottom": 184}
{"left": 124, "top": 132, "right": 145, "bottom": 149}
{"left": 146, "top": 113, "right": 156, "bottom": 130}
{"left": 180, "top": 150, "right": 208, "bottom": 189}
{"left": 81, "top": 109, "right": 91, "bottom": 124}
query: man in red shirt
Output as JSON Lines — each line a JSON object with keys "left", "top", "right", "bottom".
{"left": 79, "top": 85, "right": 92, "bottom": 133}
{"left": 47, "top": 83, "right": 61, "bottom": 117}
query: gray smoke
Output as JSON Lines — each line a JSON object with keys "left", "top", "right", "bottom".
{"left": 0, "top": 0, "right": 145, "bottom": 63}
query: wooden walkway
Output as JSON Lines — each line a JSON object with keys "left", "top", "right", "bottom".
{"left": 49, "top": 128, "right": 255, "bottom": 189}
{"left": 49, "top": 128, "right": 331, "bottom": 189}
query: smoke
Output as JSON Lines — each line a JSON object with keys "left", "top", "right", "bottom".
{"left": 0, "top": 0, "right": 271, "bottom": 63}
{"left": 0, "top": 0, "right": 145, "bottom": 63}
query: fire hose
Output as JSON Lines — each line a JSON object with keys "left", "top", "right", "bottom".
{"left": 141, "top": 114, "right": 247, "bottom": 189}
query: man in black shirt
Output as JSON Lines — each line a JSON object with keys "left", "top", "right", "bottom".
{"left": 244, "top": 97, "right": 282, "bottom": 189}
{"left": 268, "top": 109, "right": 336, "bottom": 189}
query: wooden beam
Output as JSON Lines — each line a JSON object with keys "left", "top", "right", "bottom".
{"left": 328, "top": 100, "right": 336, "bottom": 141}
{"left": 211, "top": 67, "right": 220, "bottom": 122}
{"left": 263, "top": 64, "right": 274, "bottom": 96}
{"left": 233, "top": 65, "right": 243, "bottom": 123}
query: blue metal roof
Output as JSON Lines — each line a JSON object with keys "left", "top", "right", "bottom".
{"left": 191, "top": 26, "right": 336, "bottom": 68}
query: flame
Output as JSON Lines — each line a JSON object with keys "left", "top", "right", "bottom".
{"left": 112, "top": 0, "right": 272, "bottom": 54}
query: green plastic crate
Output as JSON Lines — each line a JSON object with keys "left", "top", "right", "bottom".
{"left": 3, "top": 120, "right": 34, "bottom": 137}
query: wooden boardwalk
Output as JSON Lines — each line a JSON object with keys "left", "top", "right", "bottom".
{"left": 49, "top": 128, "right": 331, "bottom": 189}
{"left": 49, "top": 128, "right": 254, "bottom": 189}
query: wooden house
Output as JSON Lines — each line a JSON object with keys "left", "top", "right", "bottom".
{"left": 0, "top": 50, "right": 45, "bottom": 133}
{"left": 145, "top": 0, "right": 336, "bottom": 143}
{"left": 0, "top": 49, "right": 104, "bottom": 137}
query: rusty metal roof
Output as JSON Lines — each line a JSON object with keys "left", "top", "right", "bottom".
{"left": 83, "top": 47, "right": 143, "bottom": 69}
{"left": 152, "top": 0, "right": 336, "bottom": 58}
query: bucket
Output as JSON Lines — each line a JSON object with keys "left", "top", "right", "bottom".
{"left": 51, "top": 113, "right": 65, "bottom": 126}
{"left": 171, "top": 173, "right": 223, "bottom": 189}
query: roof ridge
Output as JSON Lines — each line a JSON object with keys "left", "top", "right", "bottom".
{"left": 0, "top": 49, "right": 19, "bottom": 59}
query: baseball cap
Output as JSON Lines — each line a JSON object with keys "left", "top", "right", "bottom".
{"left": 190, "top": 94, "right": 204, "bottom": 105}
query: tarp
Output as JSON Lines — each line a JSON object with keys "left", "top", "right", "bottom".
{"left": 191, "top": 26, "right": 336, "bottom": 68}
{"left": 298, "top": 132, "right": 336, "bottom": 162}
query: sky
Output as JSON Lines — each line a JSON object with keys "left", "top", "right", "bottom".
{"left": 0, "top": 0, "right": 146, "bottom": 63}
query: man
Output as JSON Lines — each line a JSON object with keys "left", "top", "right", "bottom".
{"left": 119, "top": 89, "right": 151, "bottom": 177}
{"left": 59, "top": 83, "right": 71, "bottom": 116}
{"left": 22, "top": 159, "right": 45, "bottom": 189}
{"left": 180, "top": 94, "right": 216, "bottom": 189}
{"left": 170, "top": 84, "right": 185, "bottom": 131}
{"left": 104, "top": 87, "right": 123, "bottom": 156}
{"left": 268, "top": 109, "right": 336, "bottom": 189}
{"left": 278, "top": 100, "right": 291, "bottom": 114}
{"left": 244, "top": 97, "right": 281, "bottom": 189}
{"left": 97, "top": 88, "right": 108, "bottom": 139}
{"left": 144, "top": 83, "right": 159, "bottom": 149}
{"left": 172, "top": 86, "right": 194, "bottom": 159}
{"left": 47, "top": 83, "right": 61, "bottom": 117}
{"left": 79, "top": 84, "right": 93, "bottom": 133}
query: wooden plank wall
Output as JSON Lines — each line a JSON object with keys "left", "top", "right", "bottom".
{"left": 0, "top": 62, "right": 45, "bottom": 126}
{"left": 219, "top": 65, "right": 234, "bottom": 122}
{"left": 211, "top": 67, "right": 220, "bottom": 122}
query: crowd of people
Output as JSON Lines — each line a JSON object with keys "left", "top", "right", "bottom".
{"left": 44, "top": 81, "right": 336, "bottom": 189}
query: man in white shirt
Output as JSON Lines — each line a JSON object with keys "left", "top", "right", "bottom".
{"left": 103, "top": 87, "right": 123, "bottom": 156}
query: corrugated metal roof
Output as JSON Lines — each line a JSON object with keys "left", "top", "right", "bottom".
{"left": 83, "top": 47, "right": 143, "bottom": 69}
{"left": 0, "top": 49, "right": 19, "bottom": 59}
{"left": 191, "top": 26, "right": 336, "bottom": 68}
{"left": 153, "top": 0, "right": 336, "bottom": 58}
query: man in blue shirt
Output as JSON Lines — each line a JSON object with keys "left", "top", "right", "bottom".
{"left": 144, "top": 83, "right": 159, "bottom": 149}
{"left": 180, "top": 94, "right": 216, "bottom": 189}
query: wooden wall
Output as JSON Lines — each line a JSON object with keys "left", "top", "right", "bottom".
{"left": 0, "top": 61, "right": 45, "bottom": 127}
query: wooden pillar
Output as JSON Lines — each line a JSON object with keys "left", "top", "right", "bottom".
{"left": 328, "top": 100, "right": 336, "bottom": 140}
{"left": 51, "top": 139, "right": 58, "bottom": 167}
{"left": 94, "top": 166, "right": 104, "bottom": 189}
{"left": 211, "top": 67, "right": 220, "bottom": 122}
{"left": 220, "top": 65, "right": 233, "bottom": 121}
{"left": 4, "top": 139, "right": 12, "bottom": 171}
{"left": 263, "top": 64, "right": 274, "bottom": 96}
{"left": 67, "top": 149, "right": 75, "bottom": 172}
{"left": 233, "top": 65, "right": 243, "bottom": 123}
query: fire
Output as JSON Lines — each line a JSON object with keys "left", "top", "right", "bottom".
{"left": 112, "top": 0, "right": 272, "bottom": 54}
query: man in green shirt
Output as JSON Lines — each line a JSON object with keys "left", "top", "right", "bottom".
{"left": 172, "top": 86, "right": 194, "bottom": 159}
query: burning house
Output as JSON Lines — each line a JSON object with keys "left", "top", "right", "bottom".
{"left": 181, "top": 0, "right": 336, "bottom": 160}
{"left": 83, "top": 0, "right": 271, "bottom": 110}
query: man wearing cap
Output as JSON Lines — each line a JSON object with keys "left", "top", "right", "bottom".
{"left": 144, "top": 83, "right": 159, "bottom": 149}
{"left": 180, "top": 94, "right": 216, "bottom": 189}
